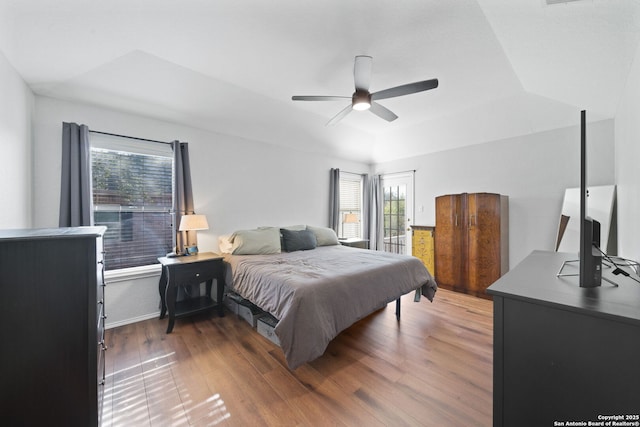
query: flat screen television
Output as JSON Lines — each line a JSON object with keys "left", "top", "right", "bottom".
{"left": 579, "top": 110, "right": 602, "bottom": 288}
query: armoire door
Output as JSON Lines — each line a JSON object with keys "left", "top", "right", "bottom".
{"left": 434, "top": 194, "right": 465, "bottom": 289}
{"left": 467, "top": 193, "right": 503, "bottom": 293}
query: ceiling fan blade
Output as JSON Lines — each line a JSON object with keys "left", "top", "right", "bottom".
{"left": 369, "top": 102, "right": 398, "bottom": 122}
{"left": 354, "top": 55, "right": 373, "bottom": 91}
{"left": 326, "top": 104, "right": 353, "bottom": 126}
{"left": 292, "top": 95, "right": 350, "bottom": 101}
{"left": 371, "top": 78, "right": 439, "bottom": 101}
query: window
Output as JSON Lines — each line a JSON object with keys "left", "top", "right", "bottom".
{"left": 339, "top": 172, "right": 363, "bottom": 239}
{"left": 90, "top": 134, "right": 174, "bottom": 270}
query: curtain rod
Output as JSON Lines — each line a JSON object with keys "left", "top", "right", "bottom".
{"left": 379, "top": 169, "right": 416, "bottom": 176}
{"left": 89, "top": 130, "right": 173, "bottom": 145}
{"left": 340, "top": 170, "right": 366, "bottom": 176}
{"left": 342, "top": 170, "right": 416, "bottom": 177}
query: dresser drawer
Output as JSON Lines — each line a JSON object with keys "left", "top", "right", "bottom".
{"left": 97, "top": 339, "right": 105, "bottom": 424}
{"left": 97, "top": 303, "right": 105, "bottom": 343}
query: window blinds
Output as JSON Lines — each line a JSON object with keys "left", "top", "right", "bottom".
{"left": 90, "top": 133, "right": 174, "bottom": 270}
{"left": 339, "top": 172, "right": 363, "bottom": 238}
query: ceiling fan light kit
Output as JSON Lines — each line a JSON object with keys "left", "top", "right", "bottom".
{"left": 352, "top": 90, "right": 371, "bottom": 111}
{"left": 292, "top": 55, "right": 438, "bottom": 125}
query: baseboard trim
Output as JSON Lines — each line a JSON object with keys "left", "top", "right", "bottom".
{"left": 105, "top": 311, "right": 160, "bottom": 329}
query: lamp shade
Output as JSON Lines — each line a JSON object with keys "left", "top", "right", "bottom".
{"left": 343, "top": 213, "right": 359, "bottom": 224}
{"left": 178, "top": 214, "right": 209, "bottom": 231}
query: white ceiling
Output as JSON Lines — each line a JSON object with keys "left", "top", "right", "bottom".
{"left": 1, "top": 0, "right": 639, "bottom": 163}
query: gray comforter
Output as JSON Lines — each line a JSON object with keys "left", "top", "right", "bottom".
{"left": 224, "top": 245, "right": 437, "bottom": 369}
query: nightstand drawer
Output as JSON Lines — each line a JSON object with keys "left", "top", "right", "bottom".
{"left": 172, "top": 260, "right": 220, "bottom": 285}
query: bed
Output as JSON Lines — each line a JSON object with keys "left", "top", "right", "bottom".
{"left": 221, "top": 225, "right": 437, "bottom": 369}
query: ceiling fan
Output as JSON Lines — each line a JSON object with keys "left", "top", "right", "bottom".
{"left": 292, "top": 55, "right": 438, "bottom": 126}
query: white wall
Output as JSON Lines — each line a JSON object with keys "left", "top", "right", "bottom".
{"left": 375, "top": 119, "right": 616, "bottom": 268}
{"left": 31, "top": 95, "right": 619, "bottom": 325}
{"left": 32, "top": 96, "right": 370, "bottom": 327}
{"left": 19, "top": 91, "right": 625, "bottom": 326}
{"left": 615, "top": 40, "right": 640, "bottom": 264}
{"left": 0, "top": 50, "right": 33, "bottom": 228}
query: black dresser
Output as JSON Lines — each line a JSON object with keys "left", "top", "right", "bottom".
{"left": 487, "top": 250, "right": 640, "bottom": 427}
{"left": 0, "top": 226, "right": 106, "bottom": 426}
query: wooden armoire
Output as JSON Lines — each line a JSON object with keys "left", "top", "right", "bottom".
{"left": 434, "top": 193, "right": 508, "bottom": 298}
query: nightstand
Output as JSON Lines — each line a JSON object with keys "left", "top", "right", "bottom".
{"left": 339, "top": 238, "right": 370, "bottom": 249}
{"left": 158, "top": 252, "right": 225, "bottom": 333}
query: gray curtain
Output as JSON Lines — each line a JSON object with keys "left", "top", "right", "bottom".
{"left": 59, "top": 122, "right": 92, "bottom": 227}
{"left": 173, "top": 141, "right": 194, "bottom": 254}
{"left": 365, "top": 174, "right": 384, "bottom": 250}
{"left": 362, "top": 174, "right": 371, "bottom": 242}
{"left": 329, "top": 168, "right": 340, "bottom": 232}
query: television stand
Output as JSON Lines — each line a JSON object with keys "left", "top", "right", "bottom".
{"left": 556, "top": 258, "right": 618, "bottom": 286}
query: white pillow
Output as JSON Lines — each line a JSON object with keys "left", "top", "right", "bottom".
{"left": 231, "top": 227, "right": 281, "bottom": 255}
{"left": 306, "top": 225, "right": 340, "bottom": 246}
{"left": 218, "top": 235, "right": 233, "bottom": 254}
{"left": 258, "top": 224, "right": 306, "bottom": 231}
{"left": 282, "top": 224, "right": 306, "bottom": 231}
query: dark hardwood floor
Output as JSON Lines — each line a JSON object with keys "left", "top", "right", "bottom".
{"left": 102, "top": 288, "right": 493, "bottom": 426}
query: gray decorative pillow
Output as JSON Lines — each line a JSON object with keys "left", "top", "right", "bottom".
{"left": 231, "top": 227, "right": 281, "bottom": 255}
{"left": 306, "top": 225, "right": 340, "bottom": 246}
{"left": 281, "top": 228, "right": 317, "bottom": 252}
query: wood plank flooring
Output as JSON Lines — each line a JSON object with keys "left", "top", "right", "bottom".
{"left": 102, "top": 288, "right": 493, "bottom": 426}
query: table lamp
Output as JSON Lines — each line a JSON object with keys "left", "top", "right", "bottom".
{"left": 178, "top": 214, "right": 209, "bottom": 255}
